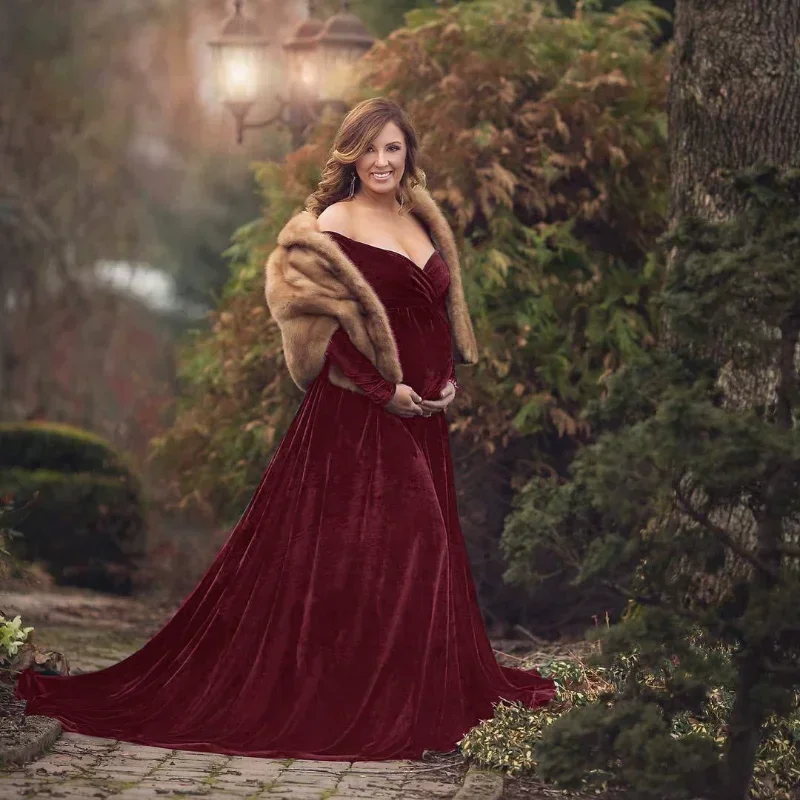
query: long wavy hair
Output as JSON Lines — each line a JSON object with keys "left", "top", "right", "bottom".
{"left": 305, "top": 97, "right": 426, "bottom": 218}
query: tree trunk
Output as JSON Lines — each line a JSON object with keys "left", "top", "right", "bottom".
{"left": 670, "top": 1, "right": 800, "bottom": 226}
{"left": 669, "top": 3, "right": 800, "bottom": 798}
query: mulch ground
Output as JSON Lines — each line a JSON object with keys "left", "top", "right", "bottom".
{"left": 418, "top": 749, "right": 471, "bottom": 788}
{"left": 0, "top": 679, "right": 27, "bottom": 753}
{"left": 0, "top": 678, "right": 56, "bottom": 761}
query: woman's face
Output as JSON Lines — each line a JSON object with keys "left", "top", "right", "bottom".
{"left": 353, "top": 120, "right": 407, "bottom": 197}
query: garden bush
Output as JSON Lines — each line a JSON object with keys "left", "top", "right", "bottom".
{"left": 0, "top": 422, "right": 146, "bottom": 594}
{"left": 459, "top": 644, "right": 800, "bottom": 799}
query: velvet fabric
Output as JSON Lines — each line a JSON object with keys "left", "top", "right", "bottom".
{"left": 323, "top": 233, "right": 459, "bottom": 407}
{"left": 15, "top": 232, "right": 555, "bottom": 761}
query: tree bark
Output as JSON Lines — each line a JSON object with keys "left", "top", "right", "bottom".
{"left": 669, "top": 3, "right": 800, "bottom": 798}
{"left": 670, "top": 1, "right": 800, "bottom": 225}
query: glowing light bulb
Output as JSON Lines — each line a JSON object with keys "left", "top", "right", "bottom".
{"left": 227, "top": 59, "right": 254, "bottom": 96}
{"left": 301, "top": 61, "right": 316, "bottom": 87}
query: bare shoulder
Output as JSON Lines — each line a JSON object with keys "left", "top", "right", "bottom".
{"left": 317, "top": 201, "right": 353, "bottom": 237}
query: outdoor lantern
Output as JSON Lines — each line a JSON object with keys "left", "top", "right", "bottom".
{"left": 208, "top": 0, "right": 271, "bottom": 140}
{"left": 283, "top": 12, "right": 325, "bottom": 104}
{"left": 309, "top": 2, "right": 374, "bottom": 103}
{"left": 208, "top": 0, "right": 375, "bottom": 144}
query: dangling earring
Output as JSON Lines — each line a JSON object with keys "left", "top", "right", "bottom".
{"left": 398, "top": 191, "right": 405, "bottom": 212}
{"left": 348, "top": 172, "right": 356, "bottom": 200}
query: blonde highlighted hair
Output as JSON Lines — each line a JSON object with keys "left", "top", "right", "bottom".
{"left": 305, "top": 97, "right": 426, "bottom": 218}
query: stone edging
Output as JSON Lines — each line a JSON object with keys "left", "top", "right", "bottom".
{"left": 452, "top": 764, "right": 504, "bottom": 800}
{"left": 0, "top": 717, "right": 62, "bottom": 768}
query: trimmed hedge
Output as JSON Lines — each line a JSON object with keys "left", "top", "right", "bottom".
{"left": 0, "top": 422, "right": 146, "bottom": 594}
{"left": 0, "top": 421, "right": 132, "bottom": 476}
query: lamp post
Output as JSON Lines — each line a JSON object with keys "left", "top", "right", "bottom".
{"left": 207, "top": 0, "right": 272, "bottom": 145}
{"left": 208, "top": 0, "right": 374, "bottom": 145}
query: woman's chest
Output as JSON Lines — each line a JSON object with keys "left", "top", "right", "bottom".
{"left": 351, "top": 215, "right": 435, "bottom": 270}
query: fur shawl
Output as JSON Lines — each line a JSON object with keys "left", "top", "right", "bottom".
{"left": 264, "top": 185, "right": 479, "bottom": 395}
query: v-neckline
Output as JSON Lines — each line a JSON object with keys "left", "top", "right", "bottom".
{"left": 322, "top": 230, "right": 437, "bottom": 273}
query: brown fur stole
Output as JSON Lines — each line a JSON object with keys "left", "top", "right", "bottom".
{"left": 264, "top": 185, "right": 478, "bottom": 395}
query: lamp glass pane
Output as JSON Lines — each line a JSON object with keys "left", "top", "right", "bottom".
{"left": 286, "top": 48, "right": 320, "bottom": 102}
{"left": 212, "top": 44, "right": 266, "bottom": 106}
{"left": 316, "top": 44, "right": 357, "bottom": 102}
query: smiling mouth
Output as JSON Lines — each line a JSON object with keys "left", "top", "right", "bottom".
{"left": 372, "top": 171, "right": 393, "bottom": 179}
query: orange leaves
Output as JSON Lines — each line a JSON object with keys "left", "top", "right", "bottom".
{"left": 476, "top": 161, "right": 517, "bottom": 217}
{"left": 544, "top": 151, "right": 574, "bottom": 171}
{"left": 364, "top": 0, "right": 667, "bottom": 255}
{"left": 439, "top": 72, "right": 467, "bottom": 94}
{"left": 241, "top": 420, "right": 276, "bottom": 447}
{"left": 553, "top": 108, "right": 571, "bottom": 144}
{"left": 437, "top": 185, "right": 474, "bottom": 232}
{"left": 441, "top": 21, "right": 463, "bottom": 42}
{"left": 496, "top": 76, "right": 518, "bottom": 107}
{"left": 608, "top": 144, "right": 630, "bottom": 168}
{"left": 549, "top": 406, "right": 585, "bottom": 439}
{"left": 575, "top": 68, "right": 631, "bottom": 94}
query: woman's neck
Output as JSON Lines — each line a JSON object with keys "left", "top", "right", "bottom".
{"left": 353, "top": 187, "right": 400, "bottom": 214}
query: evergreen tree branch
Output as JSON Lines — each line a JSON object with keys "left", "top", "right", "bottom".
{"left": 761, "top": 658, "right": 800, "bottom": 682}
{"left": 672, "top": 482, "right": 778, "bottom": 580}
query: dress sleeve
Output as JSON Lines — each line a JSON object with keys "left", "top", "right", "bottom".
{"left": 448, "top": 361, "right": 459, "bottom": 393}
{"left": 325, "top": 326, "right": 397, "bottom": 407}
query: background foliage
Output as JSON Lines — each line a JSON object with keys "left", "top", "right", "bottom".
{"left": 150, "top": 0, "right": 671, "bottom": 634}
{"left": 500, "top": 167, "right": 800, "bottom": 798}
{"left": 461, "top": 647, "right": 799, "bottom": 799}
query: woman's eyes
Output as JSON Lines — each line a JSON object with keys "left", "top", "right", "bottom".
{"left": 367, "top": 145, "right": 400, "bottom": 152}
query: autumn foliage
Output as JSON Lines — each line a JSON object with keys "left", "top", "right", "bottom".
{"left": 150, "top": 1, "right": 670, "bottom": 547}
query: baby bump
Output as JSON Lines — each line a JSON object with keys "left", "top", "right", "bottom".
{"left": 392, "top": 308, "right": 454, "bottom": 400}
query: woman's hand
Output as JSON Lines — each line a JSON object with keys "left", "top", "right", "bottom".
{"left": 384, "top": 383, "right": 426, "bottom": 417}
{"left": 418, "top": 380, "right": 457, "bottom": 416}
{"left": 384, "top": 380, "right": 457, "bottom": 417}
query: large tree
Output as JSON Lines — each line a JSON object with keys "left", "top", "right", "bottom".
{"left": 665, "top": 0, "right": 800, "bottom": 792}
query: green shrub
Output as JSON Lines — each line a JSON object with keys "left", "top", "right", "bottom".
{"left": 459, "top": 646, "right": 800, "bottom": 799}
{"left": 0, "top": 493, "right": 31, "bottom": 582}
{"left": 0, "top": 422, "right": 146, "bottom": 594}
{"left": 0, "top": 421, "right": 132, "bottom": 476}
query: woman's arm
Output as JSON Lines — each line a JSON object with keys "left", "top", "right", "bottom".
{"left": 325, "top": 327, "right": 397, "bottom": 407}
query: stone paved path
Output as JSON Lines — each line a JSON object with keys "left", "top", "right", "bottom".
{"left": 0, "top": 732, "right": 465, "bottom": 798}
{"left": 0, "top": 587, "right": 473, "bottom": 799}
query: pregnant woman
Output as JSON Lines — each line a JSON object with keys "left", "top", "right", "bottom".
{"left": 16, "top": 97, "right": 554, "bottom": 761}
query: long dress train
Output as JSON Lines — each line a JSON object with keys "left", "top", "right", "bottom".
{"left": 15, "top": 232, "right": 555, "bottom": 761}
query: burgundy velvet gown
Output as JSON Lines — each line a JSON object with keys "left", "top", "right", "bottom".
{"left": 15, "top": 231, "right": 555, "bottom": 761}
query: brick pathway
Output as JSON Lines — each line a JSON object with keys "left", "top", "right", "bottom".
{"left": 0, "top": 588, "right": 486, "bottom": 799}
{"left": 0, "top": 733, "right": 464, "bottom": 799}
